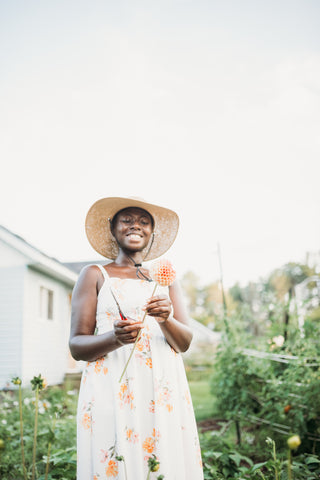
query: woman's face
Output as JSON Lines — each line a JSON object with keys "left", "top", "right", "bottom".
{"left": 112, "top": 207, "right": 153, "bottom": 253}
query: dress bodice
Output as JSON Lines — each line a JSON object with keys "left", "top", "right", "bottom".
{"left": 95, "top": 268, "right": 168, "bottom": 336}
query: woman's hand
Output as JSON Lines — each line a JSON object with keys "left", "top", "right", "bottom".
{"left": 113, "top": 316, "right": 144, "bottom": 345}
{"left": 143, "top": 295, "right": 172, "bottom": 324}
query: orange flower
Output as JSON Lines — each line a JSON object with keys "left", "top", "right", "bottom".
{"left": 106, "top": 459, "right": 118, "bottom": 477}
{"left": 149, "top": 259, "right": 176, "bottom": 286}
{"left": 166, "top": 404, "right": 173, "bottom": 412}
{"left": 146, "top": 358, "right": 153, "bottom": 369}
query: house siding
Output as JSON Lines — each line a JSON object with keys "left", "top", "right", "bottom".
{"left": 22, "top": 268, "right": 72, "bottom": 386}
{"left": 0, "top": 239, "right": 30, "bottom": 267}
{"left": 0, "top": 265, "right": 25, "bottom": 389}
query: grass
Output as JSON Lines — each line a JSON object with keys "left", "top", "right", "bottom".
{"left": 189, "top": 380, "right": 217, "bottom": 422}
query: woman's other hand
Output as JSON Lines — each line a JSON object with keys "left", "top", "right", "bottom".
{"left": 143, "top": 295, "right": 172, "bottom": 324}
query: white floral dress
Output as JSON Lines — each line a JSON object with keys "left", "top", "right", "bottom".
{"left": 76, "top": 265, "right": 204, "bottom": 480}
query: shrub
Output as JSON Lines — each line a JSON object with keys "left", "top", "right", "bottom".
{"left": 209, "top": 313, "right": 320, "bottom": 466}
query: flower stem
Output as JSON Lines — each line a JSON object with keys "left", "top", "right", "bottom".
{"left": 123, "top": 458, "right": 128, "bottom": 480}
{"left": 45, "top": 414, "right": 57, "bottom": 480}
{"left": 119, "top": 283, "right": 158, "bottom": 382}
{"left": 146, "top": 468, "right": 151, "bottom": 480}
{"left": 272, "top": 440, "right": 279, "bottom": 480}
{"left": 18, "top": 384, "right": 27, "bottom": 480}
{"left": 288, "top": 449, "right": 292, "bottom": 480}
{"left": 31, "top": 386, "right": 39, "bottom": 480}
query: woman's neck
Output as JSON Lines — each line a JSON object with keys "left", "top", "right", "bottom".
{"left": 114, "top": 250, "right": 143, "bottom": 267}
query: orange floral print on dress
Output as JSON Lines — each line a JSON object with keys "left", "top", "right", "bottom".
{"left": 154, "top": 378, "right": 173, "bottom": 412}
{"left": 118, "top": 380, "right": 135, "bottom": 410}
{"left": 152, "top": 428, "right": 160, "bottom": 439}
{"left": 105, "top": 459, "right": 118, "bottom": 477}
{"left": 125, "top": 426, "right": 139, "bottom": 443}
{"left": 184, "top": 390, "right": 192, "bottom": 407}
{"left": 135, "top": 330, "right": 151, "bottom": 354}
{"left": 195, "top": 437, "right": 203, "bottom": 468}
{"left": 143, "top": 437, "right": 155, "bottom": 453}
{"left": 135, "top": 329, "right": 152, "bottom": 369}
{"left": 82, "top": 413, "right": 91, "bottom": 430}
{"left": 80, "top": 399, "right": 95, "bottom": 431}
{"left": 143, "top": 428, "right": 161, "bottom": 454}
{"left": 120, "top": 383, "right": 127, "bottom": 394}
{"left": 94, "top": 358, "right": 108, "bottom": 375}
{"left": 100, "top": 449, "right": 109, "bottom": 463}
{"left": 149, "top": 400, "right": 155, "bottom": 413}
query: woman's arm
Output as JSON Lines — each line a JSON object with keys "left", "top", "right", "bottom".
{"left": 69, "top": 265, "right": 144, "bottom": 362}
{"left": 144, "top": 280, "right": 193, "bottom": 353}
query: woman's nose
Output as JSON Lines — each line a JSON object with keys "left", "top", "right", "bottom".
{"left": 131, "top": 218, "right": 141, "bottom": 228}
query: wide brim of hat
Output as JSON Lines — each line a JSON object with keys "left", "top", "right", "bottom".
{"left": 85, "top": 197, "right": 179, "bottom": 260}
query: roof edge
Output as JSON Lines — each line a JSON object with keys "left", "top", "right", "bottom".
{"left": 0, "top": 225, "right": 78, "bottom": 285}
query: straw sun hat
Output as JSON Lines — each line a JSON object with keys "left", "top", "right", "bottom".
{"left": 85, "top": 197, "right": 179, "bottom": 261}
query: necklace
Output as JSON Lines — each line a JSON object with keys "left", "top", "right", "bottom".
{"left": 124, "top": 253, "right": 152, "bottom": 281}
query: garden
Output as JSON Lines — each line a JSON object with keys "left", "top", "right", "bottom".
{"left": 0, "top": 261, "right": 319, "bottom": 479}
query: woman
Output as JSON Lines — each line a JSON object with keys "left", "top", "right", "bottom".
{"left": 69, "top": 197, "right": 204, "bottom": 480}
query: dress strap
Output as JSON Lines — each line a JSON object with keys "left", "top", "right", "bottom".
{"left": 95, "top": 264, "right": 109, "bottom": 282}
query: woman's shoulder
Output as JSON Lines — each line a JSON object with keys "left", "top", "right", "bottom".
{"left": 77, "top": 264, "right": 108, "bottom": 284}
{"left": 79, "top": 263, "right": 105, "bottom": 274}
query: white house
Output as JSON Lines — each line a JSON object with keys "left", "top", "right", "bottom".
{"left": 0, "top": 225, "right": 78, "bottom": 389}
{"left": 0, "top": 225, "right": 219, "bottom": 389}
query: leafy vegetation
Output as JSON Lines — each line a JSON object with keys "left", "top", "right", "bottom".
{"left": 0, "top": 382, "right": 77, "bottom": 480}
{"left": 184, "top": 259, "right": 320, "bottom": 479}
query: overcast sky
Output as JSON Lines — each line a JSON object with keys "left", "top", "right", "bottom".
{"left": 1, "top": 0, "right": 319, "bottom": 286}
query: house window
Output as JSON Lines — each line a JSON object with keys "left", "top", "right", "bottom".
{"left": 40, "top": 287, "right": 54, "bottom": 320}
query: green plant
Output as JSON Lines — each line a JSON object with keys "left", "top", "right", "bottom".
{"left": 30, "top": 375, "right": 47, "bottom": 480}
{"left": 0, "top": 382, "right": 77, "bottom": 480}
{"left": 210, "top": 314, "right": 320, "bottom": 456}
{"left": 200, "top": 429, "right": 254, "bottom": 479}
{"left": 12, "top": 377, "right": 27, "bottom": 480}
{"left": 200, "top": 431, "right": 320, "bottom": 480}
